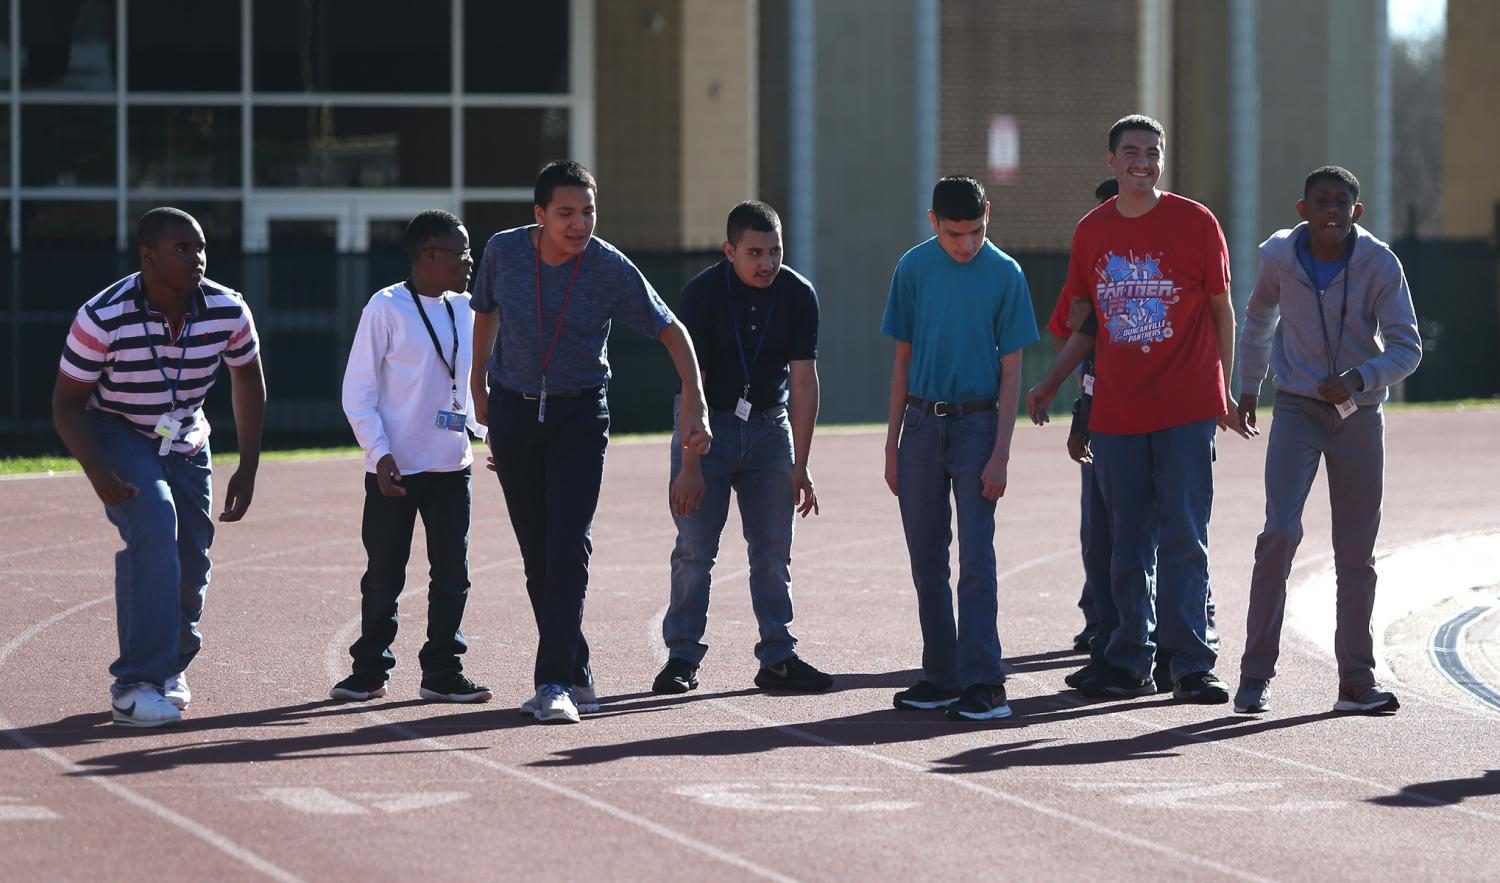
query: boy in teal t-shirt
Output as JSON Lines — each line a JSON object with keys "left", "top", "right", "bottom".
{"left": 880, "top": 176, "right": 1039, "bottom": 721}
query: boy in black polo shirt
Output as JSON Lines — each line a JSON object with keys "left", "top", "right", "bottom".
{"left": 653, "top": 201, "right": 832, "bottom": 694}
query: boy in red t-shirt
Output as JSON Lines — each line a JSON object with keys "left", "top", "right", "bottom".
{"left": 1028, "top": 115, "right": 1252, "bottom": 704}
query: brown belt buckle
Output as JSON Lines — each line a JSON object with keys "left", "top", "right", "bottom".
{"left": 932, "top": 400, "right": 955, "bottom": 417}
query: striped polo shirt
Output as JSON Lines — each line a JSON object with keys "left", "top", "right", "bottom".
{"left": 58, "top": 273, "right": 260, "bottom": 454}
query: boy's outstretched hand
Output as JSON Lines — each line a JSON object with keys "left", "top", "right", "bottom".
{"left": 1025, "top": 383, "right": 1058, "bottom": 425}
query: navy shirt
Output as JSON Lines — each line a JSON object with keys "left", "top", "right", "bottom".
{"left": 676, "top": 259, "right": 819, "bottom": 412}
{"left": 470, "top": 226, "right": 674, "bottom": 394}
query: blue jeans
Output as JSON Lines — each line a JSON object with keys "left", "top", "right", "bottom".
{"left": 489, "top": 385, "right": 608, "bottom": 688}
{"left": 350, "top": 467, "right": 473, "bottom": 678}
{"left": 665, "top": 404, "right": 797, "bottom": 667}
{"left": 896, "top": 405, "right": 1004, "bottom": 690}
{"left": 1090, "top": 418, "right": 1217, "bottom": 680}
{"left": 1076, "top": 461, "right": 1110, "bottom": 632}
{"left": 92, "top": 412, "right": 215, "bottom": 693}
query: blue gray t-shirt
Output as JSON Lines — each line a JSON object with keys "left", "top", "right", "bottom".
{"left": 471, "top": 226, "right": 674, "bottom": 394}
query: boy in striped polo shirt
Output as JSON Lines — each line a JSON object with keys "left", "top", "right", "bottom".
{"left": 52, "top": 207, "right": 266, "bottom": 728}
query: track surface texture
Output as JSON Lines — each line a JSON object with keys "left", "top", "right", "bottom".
{"left": 3, "top": 407, "right": 1498, "bottom": 882}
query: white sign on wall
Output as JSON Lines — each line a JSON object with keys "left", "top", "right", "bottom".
{"left": 988, "top": 115, "right": 1019, "bottom": 184}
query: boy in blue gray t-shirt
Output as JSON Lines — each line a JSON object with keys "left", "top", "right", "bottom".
{"left": 881, "top": 176, "right": 1039, "bottom": 722}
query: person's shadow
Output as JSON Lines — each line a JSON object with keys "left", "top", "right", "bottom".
{"left": 1368, "top": 770, "right": 1500, "bottom": 808}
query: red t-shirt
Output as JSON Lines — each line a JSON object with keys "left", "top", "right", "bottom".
{"left": 1045, "top": 274, "right": 1074, "bottom": 341}
{"left": 1059, "top": 192, "right": 1230, "bottom": 434}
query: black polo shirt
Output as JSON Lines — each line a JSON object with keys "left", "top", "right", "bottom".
{"left": 677, "top": 259, "right": 819, "bottom": 412}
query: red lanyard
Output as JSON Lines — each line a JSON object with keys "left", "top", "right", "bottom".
{"left": 535, "top": 243, "right": 584, "bottom": 383}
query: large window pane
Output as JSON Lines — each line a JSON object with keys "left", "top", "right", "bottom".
{"left": 465, "top": 0, "right": 568, "bottom": 94}
{"left": 126, "top": 200, "right": 242, "bottom": 252}
{"left": 20, "top": 200, "right": 121, "bottom": 308}
{"left": 464, "top": 108, "right": 568, "bottom": 188}
{"left": 255, "top": 0, "right": 449, "bottom": 93}
{"left": 0, "top": 200, "right": 10, "bottom": 248}
{"left": 129, "top": 107, "right": 241, "bottom": 188}
{"left": 464, "top": 201, "right": 533, "bottom": 265}
{"left": 0, "top": 0, "right": 11, "bottom": 89}
{"left": 0, "top": 112, "right": 9, "bottom": 187}
{"left": 254, "top": 106, "right": 449, "bottom": 188}
{"left": 22, "top": 105, "right": 115, "bottom": 187}
{"left": 20, "top": 0, "right": 115, "bottom": 91}
{"left": 129, "top": 0, "right": 240, "bottom": 92}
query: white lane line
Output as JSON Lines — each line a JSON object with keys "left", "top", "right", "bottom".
{"left": 644, "top": 543, "right": 1275, "bottom": 883}
{"left": 321, "top": 616, "right": 802, "bottom": 883}
{"left": 0, "top": 596, "right": 305, "bottom": 883}
{"left": 0, "top": 539, "right": 97, "bottom": 562}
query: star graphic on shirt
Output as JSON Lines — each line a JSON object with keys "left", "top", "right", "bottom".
{"left": 1138, "top": 256, "right": 1162, "bottom": 280}
{"left": 1105, "top": 254, "right": 1135, "bottom": 282}
{"left": 1141, "top": 298, "right": 1168, "bottom": 324}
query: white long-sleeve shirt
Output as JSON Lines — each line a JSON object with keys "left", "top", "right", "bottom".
{"left": 342, "top": 282, "right": 479, "bottom": 475}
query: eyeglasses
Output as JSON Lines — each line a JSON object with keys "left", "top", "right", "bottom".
{"left": 426, "top": 246, "right": 472, "bottom": 261}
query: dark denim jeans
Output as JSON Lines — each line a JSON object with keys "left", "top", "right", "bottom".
{"left": 665, "top": 404, "right": 797, "bottom": 667}
{"left": 1076, "top": 461, "right": 1110, "bottom": 633}
{"left": 896, "top": 404, "right": 1005, "bottom": 690}
{"left": 92, "top": 412, "right": 215, "bottom": 693}
{"left": 349, "top": 466, "right": 473, "bottom": 678}
{"left": 1090, "top": 418, "right": 1218, "bottom": 681}
{"left": 489, "top": 385, "right": 608, "bottom": 688}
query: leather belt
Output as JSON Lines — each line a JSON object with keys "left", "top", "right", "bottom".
{"left": 906, "top": 394, "right": 997, "bottom": 417}
{"left": 498, "top": 384, "right": 600, "bottom": 400}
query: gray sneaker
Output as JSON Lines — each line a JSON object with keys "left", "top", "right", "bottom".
{"left": 1234, "top": 677, "right": 1271, "bottom": 714}
{"left": 531, "top": 683, "right": 580, "bottom": 724}
{"left": 1333, "top": 683, "right": 1399, "bottom": 713}
{"left": 520, "top": 682, "right": 599, "bottom": 715}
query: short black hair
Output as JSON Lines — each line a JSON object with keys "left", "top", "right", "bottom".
{"left": 1094, "top": 178, "right": 1119, "bottom": 202}
{"left": 931, "top": 176, "right": 986, "bottom": 222}
{"left": 534, "top": 159, "right": 597, "bottom": 209}
{"left": 726, "top": 200, "right": 781, "bottom": 245}
{"left": 1108, "top": 114, "right": 1165, "bottom": 153}
{"left": 136, "top": 206, "right": 200, "bottom": 249}
{"left": 403, "top": 210, "right": 463, "bottom": 260}
{"left": 1304, "top": 165, "right": 1361, "bottom": 202}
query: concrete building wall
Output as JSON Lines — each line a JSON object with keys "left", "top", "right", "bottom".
{"left": 939, "top": 0, "right": 1139, "bottom": 251}
{"left": 680, "top": 1, "right": 757, "bottom": 250}
{"left": 595, "top": 0, "right": 684, "bottom": 250}
{"left": 1444, "top": 0, "right": 1500, "bottom": 239}
{"left": 1171, "top": 1, "right": 1231, "bottom": 220}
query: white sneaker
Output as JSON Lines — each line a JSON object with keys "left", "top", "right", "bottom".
{"left": 111, "top": 684, "right": 182, "bottom": 728}
{"left": 164, "top": 672, "right": 191, "bottom": 709}
{"left": 531, "top": 683, "right": 580, "bottom": 724}
{"left": 520, "top": 682, "right": 598, "bottom": 715}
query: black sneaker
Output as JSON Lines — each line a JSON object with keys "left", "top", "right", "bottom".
{"left": 1172, "top": 671, "right": 1231, "bottom": 704}
{"left": 1076, "top": 663, "right": 1157, "bottom": 698}
{"left": 1064, "top": 659, "right": 1110, "bottom": 689}
{"left": 1152, "top": 661, "right": 1173, "bottom": 694}
{"left": 330, "top": 671, "right": 388, "bottom": 702}
{"left": 893, "top": 680, "right": 960, "bottom": 710}
{"left": 944, "top": 683, "right": 1013, "bottom": 721}
{"left": 1071, "top": 629, "right": 1095, "bottom": 654}
{"left": 419, "top": 671, "right": 493, "bottom": 703}
{"left": 754, "top": 656, "right": 833, "bottom": 692}
{"left": 651, "top": 658, "right": 699, "bottom": 694}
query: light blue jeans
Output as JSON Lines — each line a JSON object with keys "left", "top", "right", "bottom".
{"left": 1090, "top": 418, "right": 1217, "bottom": 681}
{"left": 665, "top": 404, "right": 798, "bottom": 667}
{"left": 93, "top": 412, "right": 215, "bottom": 694}
{"left": 896, "top": 405, "right": 1005, "bottom": 690}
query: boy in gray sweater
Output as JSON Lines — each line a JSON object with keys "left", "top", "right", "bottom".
{"left": 1233, "top": 165, "right": 1422, "bottom": 715}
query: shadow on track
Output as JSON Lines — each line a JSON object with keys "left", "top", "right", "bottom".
{"left": 1368, "top": 769, "right": 1500, "bottom": 808}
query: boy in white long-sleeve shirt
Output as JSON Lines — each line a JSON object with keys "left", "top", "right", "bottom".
{"left": 1232, "top": 166, "right": 1422, "bottom": 716}
{"left": 333, "top": 210, "right": 492, "bottom": 703}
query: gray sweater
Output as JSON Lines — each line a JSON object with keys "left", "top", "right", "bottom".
{"left": 1237, "top": 222, "right": 1421, "bottom": 406}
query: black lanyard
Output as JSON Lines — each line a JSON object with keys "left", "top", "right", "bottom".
{"left": 1296, "top": 229, "right": 1353, "bottom": 377}
{"left": 138, "top": 293, "right": 196, "bottom": 412}
{"left": 409, "top": 285, "right": 459, "bottom": 403}
{"left": 724, "top": 263, "right": 777, "bottom": 399}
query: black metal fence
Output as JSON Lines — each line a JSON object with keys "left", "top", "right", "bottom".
{"left": 3, "top": 239, "right": 1494, "bottom": 455}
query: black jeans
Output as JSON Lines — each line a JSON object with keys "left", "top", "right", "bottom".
{"left": 489, "top": 385, "right": 608, "bottom": 688}
{"left": 350, "top": 466, "right": 473, "bottom": 678}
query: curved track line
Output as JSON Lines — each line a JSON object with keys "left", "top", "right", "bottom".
{"left": 321, "top": 616, "right": 802, "bottom": 883}
{"left": 0, "top": 596, "right": 305, "bottom": 883}
{"left": 1429, "top": 606, "right": 1500, "bottom": 714}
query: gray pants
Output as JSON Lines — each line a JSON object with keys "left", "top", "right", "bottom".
{"left": 1240, "top": 393, "right": 1385, "bottom": 687}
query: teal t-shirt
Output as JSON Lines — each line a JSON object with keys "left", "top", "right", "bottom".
{"left": 881, "top": 238, "right": 1040, "bottom": 402}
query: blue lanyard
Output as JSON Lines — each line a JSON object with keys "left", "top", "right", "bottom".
{"left": 724, "top": 263, "right": 776, "bottom": 398}
{"left": 1295, "top": 228, "right": 1353, "bottom": 377}
{"left": 138, "top": 291, "right": 196, "bottom": 412}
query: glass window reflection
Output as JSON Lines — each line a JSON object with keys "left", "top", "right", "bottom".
{"left": 22, "top": 105, "right": 115, "bottom": 187}
{"left": 20, "top": 0, "right": 116, "bottom": 91}
{"left": 127, "top": 201, "right": 242, "bottom": 252}
{"left": 129, "top": 0, "right": 241, "bottom": 92}
{"left": 0, "top": 0, "right": 11, "bottom": 89}
{"left": 129, "top": 107, "right": 242, "bottom": 188}
{"left": 254, "top": 106, "right": 450, "bottom": 188}
{"left": 464, "top": 108, "right": 568, "bottom": 188}
{"left": 255, "top": 0, "right": 449, "bottom": 93}
{"left": 465, "top": 0, "right": 569, "bottom": 94}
